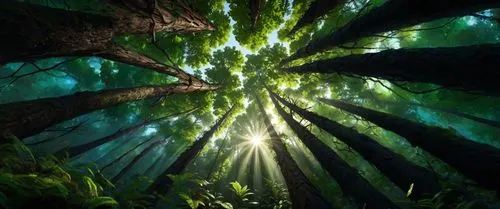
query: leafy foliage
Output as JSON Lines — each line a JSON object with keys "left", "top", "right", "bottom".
{"left": 229, "top": 0, "right": 290, "bottom": 51}
{"left": 0, "top": 136, "right": 118, "bottom": 209}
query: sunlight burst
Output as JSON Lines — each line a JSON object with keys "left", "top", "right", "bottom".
{"left": 250, "top": 134, "right": 262, "bottom": 146}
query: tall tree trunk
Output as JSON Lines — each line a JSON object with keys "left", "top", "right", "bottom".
{"left": 255, "top": 96, "right": 333, "bottom": 209}
{"left": 289, "top": 0, "right": 344, "bottom": 35}
{"left": 287, "top": 0, "right": 500, "bottom": 60}
{"left": 98, "top": 45, "right": 208, "bottom": 85}
{"left": 0, "top": 83, "right": 218, "bottom": 140}
{"left": 0, "top": 0, "right": 214, "bottom": 64}
{"left": 249, "top": 0, "right": 263, "bottom": 30}
{"left": 144, "top": 152, "right": 166, "bottom": 176}
{"left": 147, "top": 106, "right": 234, "bottom": 195}
{"left": 379, "top": 100, "right": 500, "bottom": 129}
{"left": 0, "top": 1, "right": 211, "bottom": 84}
{"left": 56, "top": 107, "right": 198, "bottom": 158}
{"left": 284, "top": 43, "right": 500, "bottom": 96}
{"left": 268, "top": 92, "right": 399, "bottom": 208}
{"left": 112, "top": 139, "right": 165, "bottom": 182}
{"left": 95, "top": 136, "right": 129, "bottom": 164}
{"left": 205, "top": 135, "right": 229, "bottom": 179}
{"left": 273, "top": 93, "right": 441, "bottom": 199}
{"left": 319, "top": 98, "right": 500, "bottom": 191}
{"left": 100, "top": 136, "right": 156, "bottom": 171}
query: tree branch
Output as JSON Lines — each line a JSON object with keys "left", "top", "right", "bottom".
{"left": 1, "top": 58, "right": 79, "bottom": 86}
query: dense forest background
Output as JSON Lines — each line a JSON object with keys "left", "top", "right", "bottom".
{"left": 1, "top": 0, "right": 500, "bottom": 208}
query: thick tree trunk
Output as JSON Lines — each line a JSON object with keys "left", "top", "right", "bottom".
{"left": 57, "top": 107, "right": 197, "bottom": 158}
{"left": 147, "top": 106, "right": 234, "bottom": 195}
{"left": 104, "top": 0, "right": 216, "bottom": 33}
{"left": 380, "top": 100, "right": 500, "bottom": 129}
{"left": 319, "top": 98, "right": 500, "bottom": 191}
{"left": 0, "top": 0, "right": 214, "bottom": 64}
{"left": 255, "top": 96, "right": 333, "bottom": 209}
{"left": 0, "top": 83, "right": 218, "bottom": 140}
{"left": 269, "top": 92, "right": 399, "bottom": 208}
{"left": 273, "top": 94, "right": 441, "bottom": 200}
{"left": 285, "top": 44, "right": 500, "bottom": 96}
{"left": 112, "top": 139, "right": 165, "bottom": 182}
{"left": 287, "top": 0, "right": 500, "bottom": 60}
{"left": 289, "top": 0, "right": 343, "bottom": 35}
{"left": 101, "top": 136, "right": 156, "bottom": 171}
{"left": 0, "top": 1, "right": 211, "bottom": 83}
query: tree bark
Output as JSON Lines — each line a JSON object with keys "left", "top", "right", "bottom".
{"left": 289, "top": 0, "right": 343, "bottom": 35}
{"left": 319, "top": 98, "right": 500, "bottom": 192}
{"left": 255, "top": 96, "right": 333, "bottom": 209}
{"left": 101, "top": 136, "right": 156, "bottom": 171}
{"left": 273, "top": 94, "right": 441, "bottom": 200}
{"left": 284, "top": 43, "right": 500, "bottom": 96}
{"left": 147, "top": 106, "right": 234, "bottom": 195}
{"left": 268, "top": 91, "right": 399, "bottom": 208}
{"left": 99, "top": 45, "right": 208, "bottom": 85}
{"left": 112, "top": 139, "right": 165, "bottom": 182}
{"left": 56, "top": 107, "right": 198, "bottom": 158}
{"left": 287, "top": 0, "right": 500, "bottom": 60}
{"left": 0, "top": 0, "right": 214, "bottom": 63}
{"left": 379, "top": 100, "right": 500, "bottom": 129}
{"left": 0, "top": 1, "right": 212, "bottom": 84}
{"left": 0, "top": 83, "right": 218, "bottom": 140}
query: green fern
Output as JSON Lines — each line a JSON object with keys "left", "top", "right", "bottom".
{"left": 0, "top": 137, "right": 120, "bottom": 209}
{"left": 85, "top": 196, "right": 119, "bottom": 209}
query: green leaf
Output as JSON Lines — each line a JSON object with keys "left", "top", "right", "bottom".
{"left": 406, "top": 183, "right": 414, "bottom": 197}
{"left": 215, "top": 200, "right": 233, "bottom": 209}
{"left": 85, "top": 197, "right": 119, "bottom": 209}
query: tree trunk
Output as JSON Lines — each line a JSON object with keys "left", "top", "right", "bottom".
{"left": 273, "top": 94, "right": 441, "bottom": 200}
{"left": 95, "top": 136, "right": 129, "bottom": 164}
{"left": 255, "top": 96, "right": 333, "bottom": 209}
{"left": 287, "top": 0, "right": 500, "bottom": 60}
{"left": 147, "top": 106, "right": 234, "bottom": 195}
{"left": 0, "top": 0, "right": 214, "bottom": 64}
{"left": 98, "top": 45, "right": 208, "bottom": 85}
{"left": 144, "top": 152, "right": 166, "bottom": 176}
{"left": 205, "top": 135, "right": 229, "bottom": 179}
{"left": 284, "top": 43, "right": 500, "bottom": 96}
{"left": 268, "top": 92, "right": 399, "bottom": 208}
{"left": 0, "top": 83, "right": 218, "bottom": 140}
{"left": 57, "top": 107, "right": 198, "bottom": 158}
{"left": 249, "top": 0, "right": 263, "bottom": 30}
{"left": 0, "top": 1, "right": 212, "bottom": 84}
{"left": 379, "top": 100, "right": 500, "bottom": 129}
{"left": 101, "top": 136, "right": 156, "bottom": 171}
{"left": 289, "top": 0, "right": 343, "bottom": 35}
{"left": 112, "top": 139, "right": 165, "bottom": 182}
{"left": 319, "top": 98, "right": 500, "bottom": 192}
